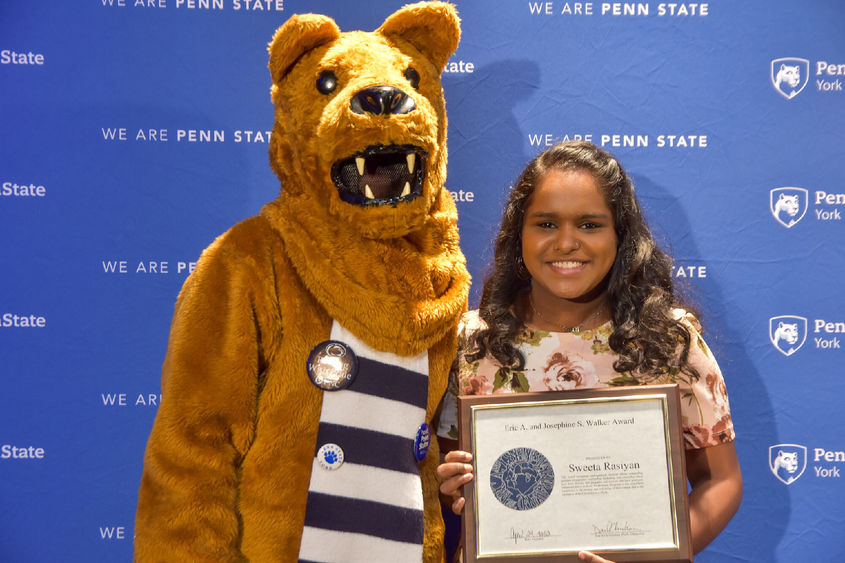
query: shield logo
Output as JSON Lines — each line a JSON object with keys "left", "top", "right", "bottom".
{"left": 769, "top": 315, "right": 807, "bottom": 356}
{"left": 771, "top": 58, "right": 809, "bottom": 99}
{"left": 769, "top": 444, "right": 807, "bottom": 485}
{"left": 770, "top": 187, "right": 808, "bottom": 228}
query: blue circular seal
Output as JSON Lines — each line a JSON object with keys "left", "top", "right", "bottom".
{"left": 306, "top": 340, "right": 358, "bottom": 391}
{"left": 413, "top": 423, "right": 431, "bottom": 462}
{"left": 489, "top": 447, "right": 555, "bottom": 511}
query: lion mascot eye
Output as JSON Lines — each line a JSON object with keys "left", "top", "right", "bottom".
{"left": 404, "top": 67, "right": 420, "bottom": 89}
{"left": 316, "top": 70, "right": 338, "bottom": 94}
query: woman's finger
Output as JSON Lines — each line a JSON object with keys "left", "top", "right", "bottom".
{"left": 578, "top": 551, "right": 615, "bottom": 563}
{"left": 439, "top": 470, "right": 473, "bottom": 495}
{"left": 437, "top": 461, "right": 474, "bottom": 480}
{"left": 444, "top": 450, "right": 473, "bottom": 463}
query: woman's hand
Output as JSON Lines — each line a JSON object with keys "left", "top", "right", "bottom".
{"left": 436, "top": 449, "right": 474, "bottom": 514}
{"left": 577, "top": 551, "right": 616, "bottom": 562}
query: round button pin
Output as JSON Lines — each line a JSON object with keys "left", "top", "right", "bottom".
{"left": 306, "top": 340, "right": 358, "bottom": 391}
{"left": 317, "top": 443, "right": 344, "bottom": 471}
{"left": 414, "top": 423, "right": 431, "bottom": 462}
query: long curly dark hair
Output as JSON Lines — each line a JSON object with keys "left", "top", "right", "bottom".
{"left": 467, "top": 140, "right": 699, "bottom": 382}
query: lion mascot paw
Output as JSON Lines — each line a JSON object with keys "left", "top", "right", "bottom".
{"left": 134, "top": 2, "right": 469, "bottom": 562}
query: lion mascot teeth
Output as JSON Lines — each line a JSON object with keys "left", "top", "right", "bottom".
{"left": 134, "top": 2, "right": 469, "bottom": 562}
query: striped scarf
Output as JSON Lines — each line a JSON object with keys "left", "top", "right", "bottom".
{"left": 298, "top": 322, "right": 430, "bottom": 563}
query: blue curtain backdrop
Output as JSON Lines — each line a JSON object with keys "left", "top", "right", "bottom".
{"left": 2, "top": 1, "right": 843, "bottom": 561}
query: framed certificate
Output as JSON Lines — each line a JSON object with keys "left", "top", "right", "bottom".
{"left": 458, "top": 385, "right": 692, "bottom": 562}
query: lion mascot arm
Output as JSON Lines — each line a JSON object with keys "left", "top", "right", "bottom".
{"left": 134, "top": 222, "right": 272, "bottom": 562}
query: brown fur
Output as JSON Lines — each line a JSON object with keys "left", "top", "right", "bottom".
{"left": 134, "top": 3, "right": 468, "bottom": 561}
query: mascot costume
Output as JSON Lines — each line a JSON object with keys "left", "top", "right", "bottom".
{"left": 134, "top": 2, "right": 469, "bottom": 561}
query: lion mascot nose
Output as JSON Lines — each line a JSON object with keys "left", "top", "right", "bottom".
{"left": 351, "top": 85, "right": 416, "bottom": 115}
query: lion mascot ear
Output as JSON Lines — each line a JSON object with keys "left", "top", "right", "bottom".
{"left": 268, "top": 13, "right": 341, "bottom": 87}
{"left": 377, "top": 1, "right": 461, "bottom": 72}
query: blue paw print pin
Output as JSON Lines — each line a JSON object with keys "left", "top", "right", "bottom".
{"left": 317, "top": 443, "right": 344, "bottom": 471}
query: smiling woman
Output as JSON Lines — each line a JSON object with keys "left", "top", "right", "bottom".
{"left": 436, "top": 140, "right": 742, "bottom": 561}
{"left": 520, "top": 168, "right": 618, "bottom": 323}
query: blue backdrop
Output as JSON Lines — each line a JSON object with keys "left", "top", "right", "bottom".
{"left": 2, "top": 1, "right": 844, "bottom": 561}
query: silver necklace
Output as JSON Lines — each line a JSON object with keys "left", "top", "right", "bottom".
{"left": 528, "top": 293, "right": 604, "bottom": 333}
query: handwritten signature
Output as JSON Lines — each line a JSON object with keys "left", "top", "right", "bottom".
{"left": 591, "top": 521, "right": 646, "bottom": 537}
{"left": 507, "top": 527, "right": 553, "bottom": 544}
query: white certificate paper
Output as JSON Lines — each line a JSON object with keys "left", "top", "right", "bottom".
{"left": 460, "top": 386, "right": 690, "bottom": 562}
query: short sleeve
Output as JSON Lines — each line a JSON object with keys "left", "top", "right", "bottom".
{"left": 673, "top": 311, "right": 736, "bottom": 449}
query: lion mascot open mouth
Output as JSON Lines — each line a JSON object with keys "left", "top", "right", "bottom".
{"left": 134, "top": 3, "right": 470, "bottom": 562}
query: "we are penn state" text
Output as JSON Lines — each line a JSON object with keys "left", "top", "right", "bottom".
{"left": 529, "top": 2, "right": 709, "bottom": 17}
{"left": 102, "top": 127, "right": 271, "bottom": 144}
{"left": 100, "top": 0, "right": 283, "bottom": 11}
{"left": 529, "top": 133, "right": 707, "bottom": 149}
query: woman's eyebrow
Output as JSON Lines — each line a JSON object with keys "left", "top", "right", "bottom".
{"left": 526, "top": 211, "right": 610, "bottom": 219}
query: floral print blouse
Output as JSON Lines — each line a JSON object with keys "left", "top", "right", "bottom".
{"left": 436, "top": 309, "right": 735, "bottom": 450}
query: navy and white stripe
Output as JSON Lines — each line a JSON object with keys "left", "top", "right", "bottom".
{"left": 298, "top": 322, "right": 430, "bottom": 563}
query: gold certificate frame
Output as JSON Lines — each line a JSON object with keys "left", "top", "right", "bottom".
{"left": 458, "top": 385, "right": 692, "bottom": 562}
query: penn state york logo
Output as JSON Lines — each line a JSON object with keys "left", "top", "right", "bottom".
{"left": 489, "top": 447, "right": 555, "bottom": 511}
{"left": 770, "top": 187, "right": 808, "bottom": 228}
{"left": 769, "top": 444, "right": 807, "bottom": 485}
{"left": 769, "top": 315, "right": 807, "bottom": 356}
{"left": 771, "top": 58, "right": 809, "bottom": 99}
